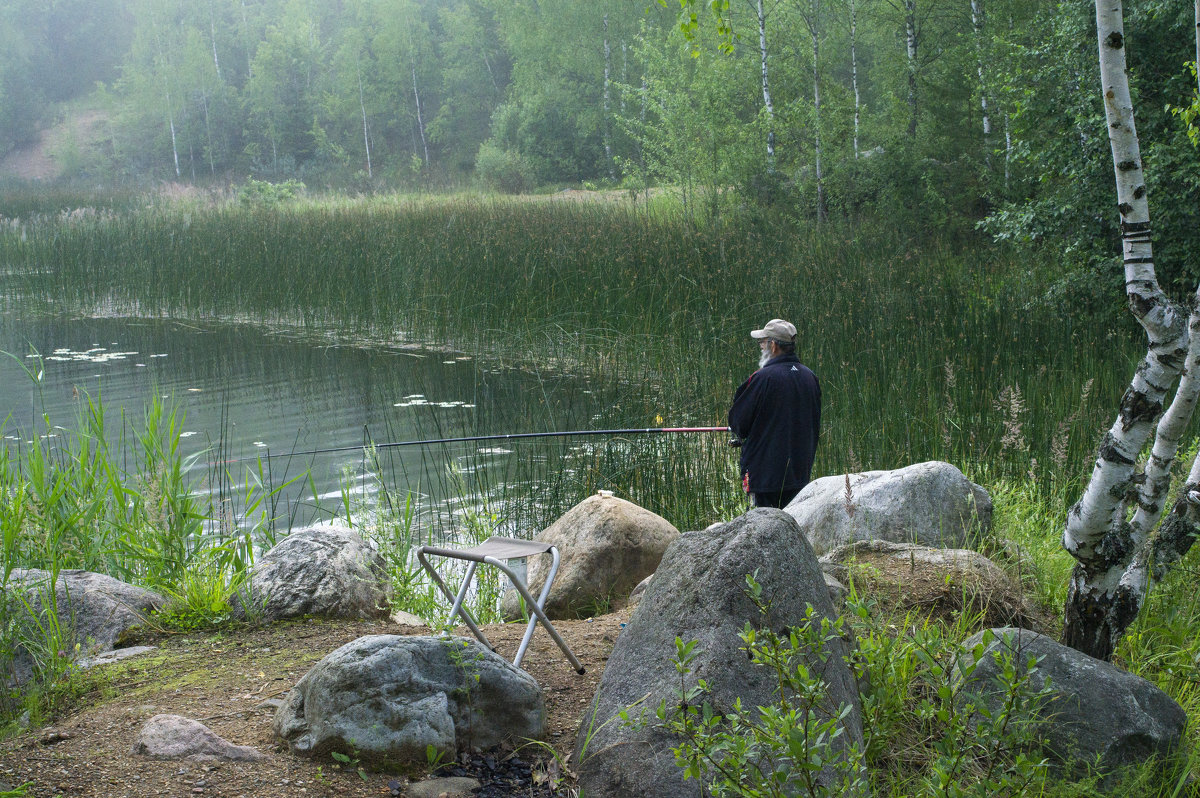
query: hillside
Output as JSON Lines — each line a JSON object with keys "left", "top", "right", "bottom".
{"left": 0, "top": 110, "right": 109, "bottom": 183}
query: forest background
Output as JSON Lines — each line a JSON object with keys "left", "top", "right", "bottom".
{"left": 1, "top": 1, "right": 1200, "bottom": 792}
{"left": 0, "top": 0, "right": 1196, "bottom": 284}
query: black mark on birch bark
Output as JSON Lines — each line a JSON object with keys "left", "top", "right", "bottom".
{"left": 1105, "top": 31, "right": 1124, "bottom": 49}
{"left": 1119, "top": 389, "right": 1162, "bottom": 431}
{"left": 1098, "top": 432, "right": 1135, "bottom": 465}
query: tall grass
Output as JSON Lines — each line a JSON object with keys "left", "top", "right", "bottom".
{"left": 2, "top": 192, "right": 1198, "bottom": 788}
{"left": 0, "top": 381, "right": 299, "bottom": 725}
{"left": 0, "top": 194, "right": 1136, "bottom": 496}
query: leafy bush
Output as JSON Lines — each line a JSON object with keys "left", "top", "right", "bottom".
{"left": 237, "top": 178, "right": 306, "bottom": 206}
{"left": 475, "top": 143, "right": 534, "bottom": 194}
{"left": 659, "top": 575, "right": 1054, "bottom": 797}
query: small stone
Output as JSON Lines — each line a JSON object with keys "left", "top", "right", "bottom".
{"left": 405, "top": 776, "right": 481, "bottom": 798}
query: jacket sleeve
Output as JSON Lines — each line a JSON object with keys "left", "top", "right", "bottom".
{"left": 728, "top": 374, "right": 760, "bottom": 437}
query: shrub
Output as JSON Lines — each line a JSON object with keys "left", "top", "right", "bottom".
{"left": 474, "top": 143, "right": 534, "bottom": 194}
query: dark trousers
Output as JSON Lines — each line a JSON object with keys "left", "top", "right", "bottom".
{"left": 751, "top": 488, "right": 800, "bottom": 509}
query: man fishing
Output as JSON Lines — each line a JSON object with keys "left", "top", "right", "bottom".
{"left": 728, "top": 318, "right": 822, "bottom": 509}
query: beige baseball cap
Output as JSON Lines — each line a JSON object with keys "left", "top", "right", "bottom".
{"left": 750, "top": 318, "right": 797, "bottom": 341}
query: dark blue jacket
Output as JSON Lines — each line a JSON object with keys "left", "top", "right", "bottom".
{"left": 728, "top": 354, "right": 821, "bottom": 494}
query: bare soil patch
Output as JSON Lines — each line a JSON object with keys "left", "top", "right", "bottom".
{"left": 0, "top": 611, "right": 630, "bottom": 797}
{"left": 0, "top": 111, "right": 109, "bottom": 182}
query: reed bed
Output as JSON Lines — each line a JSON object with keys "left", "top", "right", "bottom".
{"left": 5, "top": 193, "right": 1200, "bottom": 793}
{"left": 0, "top": 194, "right": 1136, "bottom": 496}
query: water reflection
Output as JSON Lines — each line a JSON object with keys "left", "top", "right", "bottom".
{"left": 0, "top": 312, "right": 604, "bottom": 532}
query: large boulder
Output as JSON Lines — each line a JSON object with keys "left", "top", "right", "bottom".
{"left": 820, "top": 540, "right": 1037, "bottom": 629}
{"left": 6, "top": 569, "right": 165, "bottom": 684}
{"left": 574, "top": 509, "right": 862, "bottom": 798}
{"left": 235, "top": 525, "right": 390, "bottom": 621}
{"left": 500, "top": 493, "right": 679, "bottom": 620}
{"left": 786, "top": 461, "right": 991, "bottom": 555}
{"left": 957, "top": 628, "right": 1187, "bottom": 773}
{"left": 273, "top": 635, "right": 544, "bottom": 765}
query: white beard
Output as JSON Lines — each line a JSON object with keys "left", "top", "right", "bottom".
{"left": 758, "top": 348, "right": 771, "bottom": 369}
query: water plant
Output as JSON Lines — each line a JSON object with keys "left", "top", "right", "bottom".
{"left": 0, "top": 194, "right": 1132, "bottom": 499}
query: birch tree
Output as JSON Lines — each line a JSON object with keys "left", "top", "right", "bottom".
{"left": 970, "top": 0, "right": 990, "bottom": 154}
{"left": 1062, "top": 0, "right": 1200, "bottom": 661}
{"left": 850, "top": 0, "right": 861, "bottom": 158}
{"left": 753, "top": 0, "right": 778, "bottom": 169}
{"left": 799, "top": 0, "right": 827, "bottom": 219}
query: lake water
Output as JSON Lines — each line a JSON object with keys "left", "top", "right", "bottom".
{"left": 0, "top": 311, "right": 615, "bottom": 535}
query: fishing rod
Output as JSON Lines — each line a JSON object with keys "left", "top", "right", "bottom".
{"left": 214, "top": 426, "right": 733, "bottom": 464}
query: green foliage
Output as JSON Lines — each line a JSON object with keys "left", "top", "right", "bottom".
{"left": 330, "top": 745, "right": 369, "bottom": 781}
{"left": 1, "top": 197, "right": 1135, "bottom": 500}
{"left": 237, "top": 178, "right": 306, "bottom": 206}
{"left": 1167, "top": 63, "right": 1200, "bottom": 147}
{"left": 853, "top": 612, "right": 1052, "bottom": 797}
{"left": 474, "top": 143, "right": 534, "bottom": 194}
{"left": 985, "top": 1, "right": 1200, "bottom": 287}
{"left": 0, "top": 364, "right": 298, "bottom": 727}
{"left": 342, "top": 455, "right": 440, "bottom": 622}
{"left": 659, "top": 603, "right": 867, "bottom": 796}
{"left": 152, "top": 546, "right": 251, "bottom": 631}
{"left": 659, "top": 575, "right": 1055, "bottom": 797}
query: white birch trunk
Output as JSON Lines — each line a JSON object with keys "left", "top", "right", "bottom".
{"left": 240, "top": 0, "right": 253, "bottom": 78}
{"left": 757, "top": 0, "right": 776, "bottom": 170}
{"left": 149, "top": 4, "right": 181, "bottom": 178}
{"left": 851, "top": 0, "right": 860, "bottom": 159}
{"left": 201, "top": 90, "right": 215, "bottom": 175}
{"left": 971, "top": 0, "right": 991, "bottom": 145}
{"left": 411, "top": 62, "right": 429, "bottom": 167}
{"left": 209, "top": 0, "right": 222, "bottom": 82}
{"left": 1061, "top": 0, "right": 1200, "bottom": 660}
{"left": 358, "top": 60, "right": 372, "bottom": 180}
{"left": 1004, "top": 114, "right": 1011, "bottom": 187}
{"left": 905, "top": 0, "right": 918, "bottom": 138}
{"left": 166, "top": 87, "right": 180, "bottom": 178}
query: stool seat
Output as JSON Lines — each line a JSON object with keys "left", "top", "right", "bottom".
{"left": 416, "top": 536, "right": 585, "bottom": 674}
{"left": 422, "top": 536, "right": 554, "bottom": 562}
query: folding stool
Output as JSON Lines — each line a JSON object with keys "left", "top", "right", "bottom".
{"left": 416, "top": 536, "right": 585, "bottom": 673}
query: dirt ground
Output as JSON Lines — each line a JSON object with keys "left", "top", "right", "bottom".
{"left": 0, "top": 611, "right": 631, "bottom": 798}
{"left": 0, "top": 111, "right": 109, "bottom": 182}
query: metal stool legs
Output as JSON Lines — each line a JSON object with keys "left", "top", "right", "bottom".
{"left": 416, "top": 539, "right": 585, "bottom": 674}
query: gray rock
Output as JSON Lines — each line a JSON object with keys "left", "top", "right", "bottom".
{"left": 957, "top": 628, "right": 1187, "bottom": 773}
{"left": 273, "top": 635, "right": 544, "bottom": 765}
{"left": 819, "top": 540, "right": 1032, "bottom": 628}
{"left": 6, "top": 569, "right": 166, "bottom": 684}
{"left": 626, "top": 573, "right": 654, "bottom": 608}
{"left": 823, "top": 572, "right": 849, "bottom": 606}
{"left": 500, "top": 493, "right": 679, "bottom": 620}
{"left": 77, "top": 645, "right": 157, "bottom": 669}
{"left": 235, "top": 525, "right": 390, "bottom": 621}
{"left": 131, "top": 714, "right": 267, "bottom": 761}
{"left": 575, "top": 509, "right": 863, "bottom": 798}
{"left": 785, "top": 461, "right": 992, "bottom": 555}
{"left": 390, "top": 610, "right": 427, "bottom": 627}
{"left": 406, "top": 776, "right": 481, "bottom": 798}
